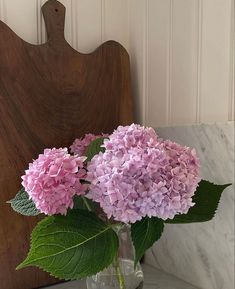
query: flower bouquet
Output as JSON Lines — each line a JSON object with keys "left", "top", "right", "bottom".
{"left": 8, "top": 124, "right": 230, "bottom": 289}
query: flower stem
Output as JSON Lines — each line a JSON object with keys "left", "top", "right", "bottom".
{"left": 114, "top": 253, "right": 126, "bottom": 289}
{"left": 82, "top": 196, "right": 92, "bottom": 211}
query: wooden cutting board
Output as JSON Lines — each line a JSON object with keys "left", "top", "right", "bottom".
{"left": 0, "top": 1, "right": 133, "bottom": 288}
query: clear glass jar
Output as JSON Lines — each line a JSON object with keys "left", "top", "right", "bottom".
{"left": 86, "top": 224, "right": 144, "bottom": 289}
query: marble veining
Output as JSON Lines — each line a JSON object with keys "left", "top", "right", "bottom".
{"left": 145, "top": 122, "right": 234, "bottom": 289}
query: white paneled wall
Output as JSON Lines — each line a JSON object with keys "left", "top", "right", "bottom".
{"left": 0, "top": 0, "right": 129, "bottom": 52}
{"left": 129, "top": 0, "right": 234, "bottom": 126}
{"left": 0, "top": 0, "right": 234, "bottom": 125}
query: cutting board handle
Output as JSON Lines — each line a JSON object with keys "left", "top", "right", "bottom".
{"left": 42, "top": 0, "right": 65, "bottom": 42}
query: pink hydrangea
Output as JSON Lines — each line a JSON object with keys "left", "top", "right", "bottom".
{"left": 70, "top": 133, "right": 109, "bottom": 156}
{"left": 22, "top": 148, "right": 87, "bottom": 215}
{"left": 86, "top": 124, "right": 200, "bottom": 223}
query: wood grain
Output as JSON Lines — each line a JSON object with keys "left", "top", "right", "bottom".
{"left": 0, "top": 1, "right": 133, "bottom": 288}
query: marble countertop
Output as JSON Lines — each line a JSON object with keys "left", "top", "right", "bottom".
{"left": 42, "top": 264, "right": 199, "bottom": 289}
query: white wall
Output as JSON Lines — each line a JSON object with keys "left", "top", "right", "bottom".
{"left": 0, "top": 0, "right": 129, "bottom": 53}
{"left": 0, "top": 0, "right": 233, "bottom": 127}
{"left": 129, "top": 0, "right": 234, "bottom": 126}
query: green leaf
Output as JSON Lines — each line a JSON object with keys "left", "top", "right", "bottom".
{"left": 7, "top": 188, "right": 40, "bottom": 216}
{"left": 86, "top": 137, "right": 106, "bottom": 162}
{"left": 73, "top": 196, "right": 96, "bottom": 211}
{"left": 165, "top": 180, "right": 231, "bottom": 224}
{"left": 131, "top": 217, "right": 164, "bottom": 267}
{"left": 17, "top": 210, "right": 119, "bottom": 280}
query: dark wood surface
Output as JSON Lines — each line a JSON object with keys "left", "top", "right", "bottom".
{"left": 0, "top": 1, "right": 133, "bottom": 288}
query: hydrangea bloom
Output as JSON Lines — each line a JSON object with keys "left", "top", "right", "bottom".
{"left": 87, "top": 124, "right": 200, "bottom": 223}
{"left": 70, "top": 133, "right": 109, "bottom": 156}
{"left": 22, "top": 148, "right": 87, "bottom": 215}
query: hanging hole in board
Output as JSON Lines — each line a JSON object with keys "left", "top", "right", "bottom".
{"left": 55, "top": 8, "right": 58, "bottom": 12}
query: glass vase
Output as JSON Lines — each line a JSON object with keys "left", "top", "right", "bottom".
{"left": 86, "top": 224, "right": 144, "bottom": 289}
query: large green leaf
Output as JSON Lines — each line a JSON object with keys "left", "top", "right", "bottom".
{"left": 17, "top": 210, "right": 119, "bottom": 280}
{"left": 86, "top": 137, "right": 106, "bottom": 162}
{"left": 131, "top": 217, "right": 164, "bottom": 267}
{"left": 165, "top": 180, "right": 231, "bottom": 224}
{"left": 7, "top": 188, "right": 40, "bottom": 216}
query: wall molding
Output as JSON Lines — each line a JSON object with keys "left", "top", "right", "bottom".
{"left": 0, "top": 0, "right": 5, "bottom": 22}
{"left": 71, "top": 0, "right": 78, "bottom": 49}
{"left": 166, "top": 0, "right": 173, "bottom": 125}
{"left": 196, "top": 0, "right": 203, "bottom": 123}
{"left": 143, "top": 0, "right": 149, "bottom": 126}
{"left": 37, "top": 0, "right": 47, "bottom": 44}
{"left": 101, "top": 0, "right": 105, "bottom": 43}
{"left": 127, "top": 0, "right": 131, "bottom": 52}
{"left": 229, "top": 0, "right": 234, "bottom": 120}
